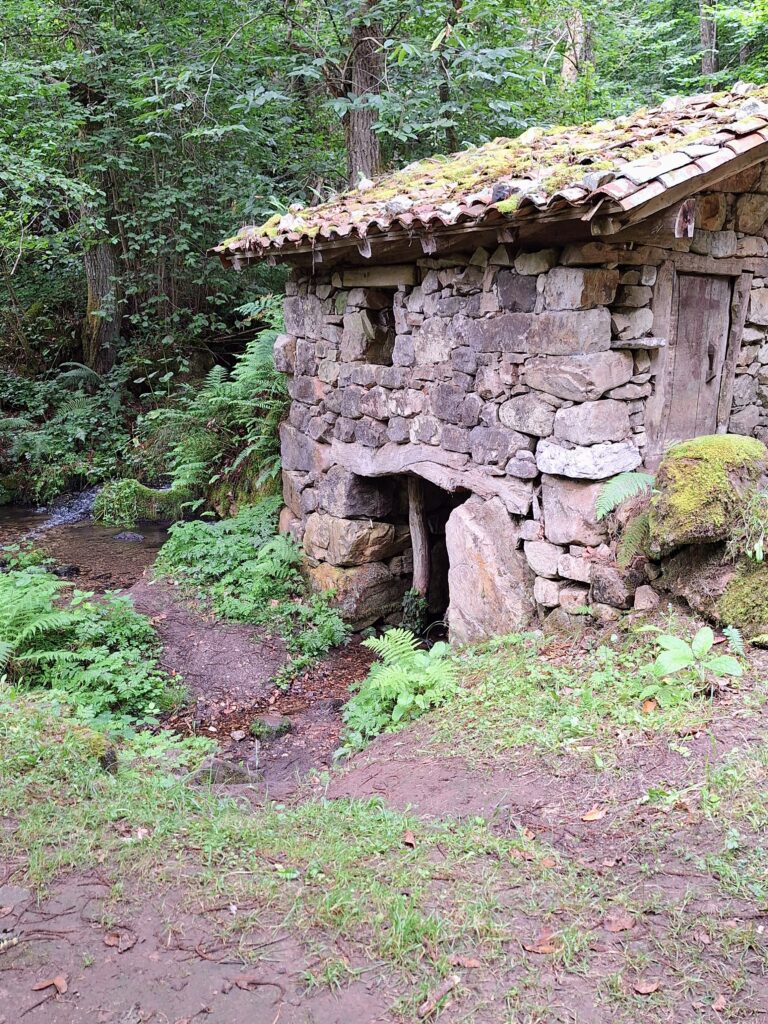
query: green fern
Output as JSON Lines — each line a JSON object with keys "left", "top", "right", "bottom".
{"left": 339, "top": 629, "right": 457, "bottom": 755}
{"left": 596, "top": 472, "right": 656, "bottom": 521}
{"left": 723, "top": 625, "right": 745, "bottom": 656}
{"left": 616, "top": 511, "right": 651, "bottom": 567}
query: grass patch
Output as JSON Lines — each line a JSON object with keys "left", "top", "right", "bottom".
{"left": 432, "top": 631, "right": 728, "bottom": 765}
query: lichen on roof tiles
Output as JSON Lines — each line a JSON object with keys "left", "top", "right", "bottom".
{"left": 214, "top": 83, "right": 768, "bottom": 264}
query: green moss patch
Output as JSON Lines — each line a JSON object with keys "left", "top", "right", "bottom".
{"left": 649, "top": 434, "right": 768, "bottom": 555}
{"left": 718, "top": 560, "right": 768, "bottom": 638}
{"left": 93, "top": 479, "right": 191, "bottom": 528}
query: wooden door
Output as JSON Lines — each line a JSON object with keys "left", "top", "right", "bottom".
{"left": 658, "top": 273, "right": 732, "bottom": 448}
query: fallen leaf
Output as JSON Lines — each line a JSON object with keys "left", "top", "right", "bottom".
{"left": 712, "top": 994, "right": 727, "bottom": 1011}
{"left": 581, "top": 805, "right": 606, "bottom": 822}
{"left": 633, "top": 977, "right": 661, "bottom": 995}
{"left": 642, "top": 698, "right": 658, "bottom": 714}
{"left": 448, "top": 954, "right": 481, "bottom": 968}
{"left": 603, "top": 910, "right": 635, "bottom": 933}
{"left": 32, "top": 975, "right": 68, "bottom": 994}
{"left": 541, "top": 856, "right": 557, "bottom": 868}
{"left": 523, "top": 928, "right": 560, "bottom": 955}
{"left": 522, "top": 826, "right": 535, "bottom": 841}
{"left": 403, "top": 829, "right": 417, "bottom": 848}
{"left": 104, "top": 930, "right": 138, "bottom": 953}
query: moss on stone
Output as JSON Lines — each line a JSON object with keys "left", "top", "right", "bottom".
{"left": 649, "top": 434, "right": 768, "bottom": 555}
{"left": 93, "top": 479, "right": 191, "bottom": 528}
{"left": 717, "top": 559, "right": 768, "bottom": 637}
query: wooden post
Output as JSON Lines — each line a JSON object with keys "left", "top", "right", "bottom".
{"left": 717, "top": 272, "right": 753, "bottom": 433}
{"left": 408, "top": 476, "right": 430, "bottom": 598}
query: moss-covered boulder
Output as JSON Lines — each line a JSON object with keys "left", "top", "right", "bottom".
{"left": 93, "top": 479, "right": 191, "bottom": 528}
{"left": 717, "top": 560, "right": 768, "bottom": 639}
{"left": 648, "top": 434, "right": 768, "bottom": 556}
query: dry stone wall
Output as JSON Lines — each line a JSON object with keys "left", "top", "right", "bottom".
{"left": 276, "top": 166, "right": 768, "bottom": 638}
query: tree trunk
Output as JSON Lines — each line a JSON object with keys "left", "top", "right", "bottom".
{"left": 344, "top": 14, "right": 383, "bottom": 184}
{"left": 82, "top": 222, "right": 119, "bottom": 373}
{"left": 561, "top": 10, "right": 586, "bottom": 83}
{"left": 700, "top": 0, "right": 718, "bottom": 75}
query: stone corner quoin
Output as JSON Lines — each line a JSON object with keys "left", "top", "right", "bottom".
{"left": 274, "top": 168, "right": 768, "bottom": 641}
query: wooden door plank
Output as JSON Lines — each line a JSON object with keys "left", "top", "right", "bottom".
{"left": 644, "top": 260, "right": 677, "bottom": 465}
{"left": 717, "top": 271, "right": 753, "bottom": 432}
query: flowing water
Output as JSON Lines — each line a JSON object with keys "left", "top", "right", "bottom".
{"left": 0, "top": 497, "right": 169, "bottom": 591}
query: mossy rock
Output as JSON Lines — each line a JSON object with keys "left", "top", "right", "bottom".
{"left": 93, "top": 479, "right": 191, "bottom": 528}
{"left": 717, "top": 560, "right": 768, "bottom": 638}
{"left": 648, "top": 434, "right": 768, "bottom": 556}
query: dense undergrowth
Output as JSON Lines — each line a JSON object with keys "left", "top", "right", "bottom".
{"left": 155, "top": 498, "right": 349, "bottom": 678}
{"left": 0, "top": 552, "right": 180, "bottom": 723}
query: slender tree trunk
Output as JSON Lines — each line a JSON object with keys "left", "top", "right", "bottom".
{"left": 82, "top": 216, "right": 119, "bottom": 373}
{"left": 700, "top": 0, "right": 718, "bottom": 75}
{"left": 344, "top": 14, "right": 383, "bottom": 184}
{"left": 561, "top": 10, "right": 586, "bottom": 83}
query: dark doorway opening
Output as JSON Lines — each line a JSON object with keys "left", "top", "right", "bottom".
{"left": 405, "top": 475, "right": 470, "bottom": 637}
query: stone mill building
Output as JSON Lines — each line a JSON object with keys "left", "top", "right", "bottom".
{"left": 215, "top": 84, "right": 768, "bottom": 641}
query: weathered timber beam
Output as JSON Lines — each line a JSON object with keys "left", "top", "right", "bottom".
{"left": 407, "top": 476, "right": 430, "bottom": 598}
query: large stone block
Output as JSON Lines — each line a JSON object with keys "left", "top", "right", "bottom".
{"left": 749, "top": 289, "right": 768, "bottom": 327}
{"left": 524, "top": 539, "right": 563, "bottom": 578}
{"left": 496, "top": 271, "right": 538, "bottom": 312}
{"left": 470, "top": 426, "right": 530, "bottom": 465}
{"left": 514, "top": 249, "right": 559, "bottom": 275}
{"left": 273, "top": 334, "right": 297, "bottom": 374}
{"left": 413, "top": 317, "right": 452, "bottom": 362}
{"left": 554, "top": 399, "right": 631, "bottom": 444}
{"left": 280, "top": 423, "right": 332, "bottom": 475}
{"left": 525, "top": 352, "right": 633, "bottom": 401}
{"left": 541, "top": 475, "right": 608, "bottom": 546}
{"left": 536, "top": 439, "right": 641, "bottom": 479}
{"left": 354, "top": 417, "right": 388, "bottom": 448}
{"left": 446, "top": 496, "right": 535, "bottom": 642}
{"left": 304, "top": 512, "right": 407, "bottom": 567}
{"left": 543, "top": 268, "right": 619, "bottom": 310}
{"left": 499, "top": 394, "right": 556, "bottom": 437}
{"left": 307, "top": 561, "right": 409, "bottom": 630}
{"left": 528, "top": 309, "right": 611, "bottom": 354}
{"left": 735, "top": 193, "right": 768, "bottom": 235}
{"left": 318, "top": 465, "right": 393, "bottom": 518}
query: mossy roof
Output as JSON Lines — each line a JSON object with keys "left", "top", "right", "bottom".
{"left": 214, "top": 83, "right": 768, "bottom": 267}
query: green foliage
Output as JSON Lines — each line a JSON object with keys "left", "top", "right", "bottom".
{"left": 93, "top": 479, "right": 191, "bottom": 528}
{"left": 0, "top": 368, "right": 133, "bottom": 502}
{"left": 723, "top": 624, "right": 745, "bottom": 657}
{"left": 596, "top": 472, "right": 656, "bottom": 520}
{"left": 339, "top": 629, "right": 457, "bottom": 755}
{"left": 726, "top": 487, "right": 768, "bottom": 563}
{"left": 616, "top": 509, "right": 651, "bottom": 568}
{"left": 155, "top": 499, "right": 349, "bottom": 675}
{"left": 401, "top": 588, "right": 429, "bottom": 635}
{"left": 0, "top": 567, "right": 177, "bottom": 720}
{"left": 134, "top": 313, "right": 289, "bottom": 515}
{"left": 644, "top": 626, "right": 743, "bottom": 699}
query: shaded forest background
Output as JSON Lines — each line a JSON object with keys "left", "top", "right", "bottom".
{"left": 1, "top": 0, "right": 766, "bottom": 506}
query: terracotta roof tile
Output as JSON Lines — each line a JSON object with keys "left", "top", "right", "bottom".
{"left": 213, "top": 83, "right": 768, "bottom": 264}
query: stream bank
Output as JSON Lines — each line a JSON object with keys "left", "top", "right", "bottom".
{"left": 1, "top": 498, "right": 372, "bottom": 798}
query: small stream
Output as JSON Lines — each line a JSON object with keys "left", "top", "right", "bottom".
{"left": 0, "top": 496, "right": 169, "bottom": 591}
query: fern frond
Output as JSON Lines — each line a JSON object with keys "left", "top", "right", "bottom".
{"left": 616, "top": 511, "right": 651, "bottom": 568}
{"left": 723, "top": 624, "right": 745, "bottom": 656}
{"left": 596, "top": 472, "right": 655, "bottom": 521}
{"left": 363, "top": 628, "right": 421, "bottom": 665}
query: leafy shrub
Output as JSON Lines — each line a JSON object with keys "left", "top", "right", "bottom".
{"left": 0, "top": 567, "right": 177, "bottom": 720}
{"left": 93, "top": 479, "right": 191, "bottom": 528}
{"left": 339, "top": 629, "right": 457, "bottom": 755}
{"left": 155, "top": 498, "right": 349, "bottom": 675}
{"left": 726, "top": 488, "right": 768, "bottom": 563}
{"left": 0, "top": 367, "right": 133, "bottom": 502}
{"left": 640, "top": 625, "right": 743, "bottom": 705}
{"left": 134, "top": 309, "right": 289, "bottom": 514}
